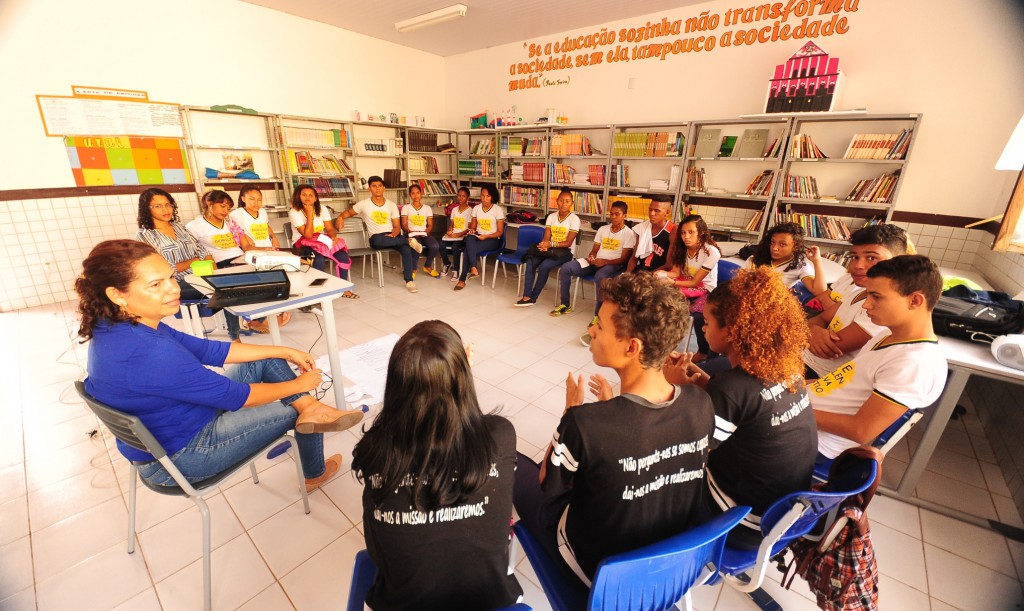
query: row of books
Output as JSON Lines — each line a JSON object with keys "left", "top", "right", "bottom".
{"left": 745, "top": 170, "right": 776, "bottom": 196}
{"left": 692, "top": 128, "right": 777, "bottom": 159}
{"left": 842, "top": 130, "right": 913, "bottom": 160}
{"left": 550, "top": 134, "right": 595, "bottom": 157}
{"left": 610, "top": 164, "right": 629, "bottom": 187}
{"left": 822, "top": 250, "right": 853, "bottom": 266}
{"left": 409, "top": 179, "right": 457, "bottom": 196}
{"left": 549, "top": 163, "right": 577, "bottom": 184}
{"left": 606, "top": 195, "right": 654, "bottom": 220}
{"left": 612, "top": 131, "right": 685, "bottom": 157}
{"left": 292, "top": 176, "right": 354, "bottom": 199}
{"left": 408, "top": 155, "right": 442, "bottom": 175}
{"left": 774, "top": 212, "right": 852, "bottom": 241}
{"left": 407, "top": 131, "right": 440, "bottom": 152}
{"left": 845, "top": 169, "right": 901, "bottom": 203}
{"left": 280, "top": 126, "right": 350, "bottom": 149}
{"left": 782, "top": 174, "right": 820, "bottom": 199}
{"left": 510, "top": 162, "right": 546, "bottom": 182}
{"left": 457, "top": 158, "right": 495, "bottom": 177}
{"left": 686, "top": 167, "right": 706, "bottom": 192}
{"left": 745, "top": 210, "right": 765, "bottom": 231}
{"left": 356, "top": 138, "right": 403, "bottom": 156}
{"left": 548, "top": 190, "right": 603, "bottom": 215}
{"left": 789, "top": 134, "right": 827, "bottom": 159}
{"left": 503, "top": 186, "right": 544, "bottom": 207}
{"left": 501, "top": 136, "right": 545, "bottom": 157}
{"left": 470, "top": 138, "right": 496, "bottom": 155}
{"left": 587, "top": 164, "right": 606, "bottom": 186}
{"left": 285, "top": 151, "right": 352, "bottom": 175}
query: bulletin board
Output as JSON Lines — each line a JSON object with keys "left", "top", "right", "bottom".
{"left": 64, "top": 136, "right": 191, "bottom": 186}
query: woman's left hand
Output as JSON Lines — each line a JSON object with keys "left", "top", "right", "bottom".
{"left": 806, "top": 245, "right": 822, "bottom": 263}
{"left": 284, "top": 348, "right": 316, "bottom": 372}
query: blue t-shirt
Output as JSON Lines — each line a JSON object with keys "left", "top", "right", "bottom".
{"left": 85, "top": 321, "right": 251, "bottom": 462}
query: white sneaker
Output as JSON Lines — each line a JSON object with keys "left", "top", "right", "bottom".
{"left": 408, "top": 239, "right": 423, "bottom": 254}
{"left": 406, "top": 281, "right": 418, "bottom": 293}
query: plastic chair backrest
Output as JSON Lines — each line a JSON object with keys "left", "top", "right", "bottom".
{"left": 75, "top": 381, "right": 168, "bottom": 459}
{"left": 515, "top": 224, "right": 545, "bottom": 255}
{"left": 874, "top": 409, "right": 922, "bottom": 453}
{"left": 718, "top": 259, "right": 741, "bottom": 282}
{"left": 479, "top": 231, "right": 507, "bottom": 257}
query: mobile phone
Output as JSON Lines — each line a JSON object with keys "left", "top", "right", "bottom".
{"left": 309, "top": 278, "right": 328, "bottom": 287}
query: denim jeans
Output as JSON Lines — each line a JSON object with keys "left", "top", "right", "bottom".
{"left": 441, "top": 239, "right": 465, "bottom": 270}
{"left": 557, "top": 259, "right": 623, "bottom": 310}
{"left": 136, "top": 358, "right": 326, "bottom": 484}
{"left": 411, "top": 235, "right": 440, "bottom": 269}
{"left": 311, "top": 251, "right": 351, "bottom": 280}
{"left": 522, "top": 251, "right": 572, "bottom": 300}
{"left": 461, "top": 236, "right": 499, "bottom": 281}
{"left": 369, "top": 233, "right": 416, "bottom": 282}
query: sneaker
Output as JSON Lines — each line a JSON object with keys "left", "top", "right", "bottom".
{"left": 406, "top": 281, "right": 418, "bottom": 293}
{"left": 580, "top": 332, "right": 592, "bottom": 347}
{"left": 514, "top": 297, "right": 536, "bottom": 307}
{"left": 423, "top": 266, "right": 440, "bottom": 278}
{"left": 408, "top": 239, "right": 423, "bottom": 254}
{"left": 589, "top": 315, "right": 600, "bottom": 327}
{"left": 549, "top": 304, "right": 573, "bottom": 317}
{"left": 441, "top": 263, "right": 452, "bottom": 275}
{"left": 450, "top": 272, "right": 459, "bottom": 283}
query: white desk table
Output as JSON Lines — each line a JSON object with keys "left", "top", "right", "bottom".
{"left": 187, "top": 267, "right": 355, "bottom": 410}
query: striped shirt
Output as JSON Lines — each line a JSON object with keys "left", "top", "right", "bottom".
{"left": 136, "top": 224, "right": 208, "bottom": 281}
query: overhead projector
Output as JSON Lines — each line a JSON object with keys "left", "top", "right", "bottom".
{"left": 245, "top": 251, "right": 302, "bottom": 272}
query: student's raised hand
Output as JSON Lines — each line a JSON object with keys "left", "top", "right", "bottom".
{"left": 806, "top": 245, "right": 822, "bottom": 264}
{"left": 565, "top": 373, "right": 585, "bottom": 411}
{"left": 663, "top": 351, "right": 704, "bottom": 386}
{"left": 808, "top": 325, "right": 843, "bottom": 359}
{"left": 588, "top": 373, "right": 614, "bottom": 402}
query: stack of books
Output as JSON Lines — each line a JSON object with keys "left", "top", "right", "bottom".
{"left": 550, "top": 134, "right": 594, "bottom": 156}
{"left": 744, "top": 170, "right": 776, "bottom": 196}
{"left": 789, "top": 134, "right": 827, "bottom": 159}
{"left": 588, "top": 164, "right": 606, "bottom": 186}
{"left": 845, "top": 169, "right": 901, "bottom": 203}
{"left": 686, "top": 167, "right": 706, "bottom": 192}
{"left": 611, "top": 132, "right": 684, "bottom": 157}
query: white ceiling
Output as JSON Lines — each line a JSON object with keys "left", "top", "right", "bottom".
{"left": 240, "top": 0, "right": 705, "bottom": 57}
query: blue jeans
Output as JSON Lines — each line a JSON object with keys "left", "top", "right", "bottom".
{"left": 461, "top": 236, "right": 499, "bottom": 281}
{"left": 522, "top": 251, "right": 572, "bottom": 300}
{"left": 311, "top": 251, "right": 351, "bottom": 280}
{"left": 411, "top": 235, "right": 440, "bottom": 269}
{"left": 136, "top": 358, "right": 326, "bottom": 484}
{"left": 557, "top": 259, "right": 623, "bottom": 311}
{"left": 369, "top": 233, "right": 416, "bottom": 282}
{"left": 441, "top": 239, "right": 465, "bottom": 270}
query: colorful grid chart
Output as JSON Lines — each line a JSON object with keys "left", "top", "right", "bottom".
{"left": 64, "top": 136, "right": 191, "bottom": 186}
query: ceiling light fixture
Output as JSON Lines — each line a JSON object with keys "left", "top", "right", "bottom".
{"left": 394, "top": 3, "right": 468, "bottom": 33}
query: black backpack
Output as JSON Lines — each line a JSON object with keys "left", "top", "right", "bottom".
{"left": 931, "top": 286, "right": 1024, "bottom": 344}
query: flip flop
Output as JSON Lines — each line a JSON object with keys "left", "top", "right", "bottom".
{"left": 247, "top": 319, "right": 271, "bottom": 334}
{"left": 342, "top": 291, "right": 360, "bottom": 299}
{"left": 277, "top": 312, "right": 292, "bottom": 327}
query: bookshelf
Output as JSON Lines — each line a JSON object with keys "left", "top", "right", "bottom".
{"left": 404, "top": 126, "right": 458, "bottom": 205}
{"left": 681, "top": 117, "right": 791, "bottom": 240}
{"left": 496, "top": 125, "right": 550, "bottom": 215}
{"left": 275, "top": 115, "right": 357, "bottom": 212}
{"left": 769, "top": 113, "right": 921, "bottom": 247}
{"left": 179, "top": 106, "right": 286, "bottom": 211}
{"left": 351, "top": 121, "right": 407, "bottom": 207}
{"left": 606, "top": 122, "right": 689, "bottom": 222}
{"left": 548, "top": 125, "right": 613, "bottom": 219}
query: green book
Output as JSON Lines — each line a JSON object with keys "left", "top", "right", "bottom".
{"left": 718, "top": 136, "right": 738, "bottom": 158}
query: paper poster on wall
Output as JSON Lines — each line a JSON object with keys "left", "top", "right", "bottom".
{"left": 36, "top": 86, "right": 183, "bottom": 138}
{"left": 64, "top": 136, "right": 191, "bottom": 186}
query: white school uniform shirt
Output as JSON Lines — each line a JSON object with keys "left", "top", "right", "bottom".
{"left": 744, "top": 256, "right": 815, "bottom": 289}
{"left": 803, "top": 274, "right": 888, "bottom": 376}
{"left": 811, "top": 332, "right": 947, "bottom": 459}
{"left": 684, "top": 246, "right": 721, "bottom": 291}
{"left": 230, "top": 207, "right": 274, "bottom": 248}
{"left": 472, "top": 204, "right": 505, "bottom": 234}
{"left": 593, "top": 224, "right": 637, "bottom": 261}
{"left": 287, "top": 208, "right": 332, "bottom": 245}
{"left": 185, "top": 217, "right": 242, "bottom": 263}
{"left": 442, "top": 206, "right": 475, "bottom": 242}
{"left": 401, "top": 203, "right": 433, "bottom": 237}
{"left": 545, "top": 211, "right": 582, "bottom": 254}
{"left": 352, "top": 198, "right": 400, "bottom": 236}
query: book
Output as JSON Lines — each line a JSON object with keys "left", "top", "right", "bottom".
{"left": 718, "top": 136, "right": 738, "bottom": 158}
{"left": 693, "top": 128, "right": 722, "bottom": 158}
{"left": 734, "top": 129, "right": 770, "bottom": 158}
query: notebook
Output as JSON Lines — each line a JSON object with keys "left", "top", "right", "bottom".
{"left": 202, "top": 270, "right": 291, "bottom": 309}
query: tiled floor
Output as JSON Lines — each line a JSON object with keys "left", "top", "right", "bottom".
{"left": 2, "top": 266, "right": 1023, "bottom": 610}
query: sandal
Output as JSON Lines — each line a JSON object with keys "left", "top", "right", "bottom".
{"left": 277, "top": 312, "right": 291, "bottom": 327}
{"left": 247, "top": 319, "right": 271, "bottom": 334}
{"left": 342, "top": 291, "right": 360, "bottom": 299}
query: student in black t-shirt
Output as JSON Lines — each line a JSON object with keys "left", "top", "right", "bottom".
{"left": 514, "top": 273, "right": 715, "bottom": 585}
{"left": 352, "top": 320, "right": 522, "bottom": 610}
{"left": 664, "top": 267, "right": 817, "bottom": 549}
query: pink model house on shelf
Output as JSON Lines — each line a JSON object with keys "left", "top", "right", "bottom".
{"left": 765, "top": 42, "right": 844, "bottom": 113}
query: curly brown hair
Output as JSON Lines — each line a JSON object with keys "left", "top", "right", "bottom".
{"left": 599, "top": 272, "right": 689, "bottom": 368}
{"left": 75, "top": 240, "right": 158, "bottom": 340}
{"left": 667, "top": 214, "right": 719, "bottom": 267}
{"left": 706, "top": 267, "right": 809, "bottom": 390}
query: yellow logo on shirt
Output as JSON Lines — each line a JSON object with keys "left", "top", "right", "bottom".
{"left": 371, "top": 210, "right": 390, "bottom": 225}
{"left": 250, "top": 223, "right": 269, "bottom": 241}
{"left": 211, "top": 233, "right": 236, "bottom": 250}
{"left": 829, "top": 290, "right": 843, "bottom": 303}
{"left": 452, "top": 217, "right": 466, "bottom": 230}
{"left": 828, "top": 315, "right": 844, "bottom": 333}
{"left": 810, "top": 362, "right": 855, "bottom": 397}
{"left": 410, "top": 214, "right": 426, "bottom": 228}
{"left": 551, "top": 226, "right": 568, "bottom": 243}
{"left": 600, "top": 237, "right": 621, "bottom": 251}
{"left": 478, "top": 218, "right": 494, "bottom": 232}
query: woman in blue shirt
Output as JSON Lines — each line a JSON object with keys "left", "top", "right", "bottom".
{"left": 76, "top": 239, "right": 363, "bottom": 491}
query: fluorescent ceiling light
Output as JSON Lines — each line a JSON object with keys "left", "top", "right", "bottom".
{"left": 395, "top": 3, "right": 468, "bottom": 32}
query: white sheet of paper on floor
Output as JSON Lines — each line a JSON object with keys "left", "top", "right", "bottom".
{"left": 315, "top": 333, "right": 400, "bottom": 409}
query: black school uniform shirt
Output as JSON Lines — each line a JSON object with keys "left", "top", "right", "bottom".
{"left": 541, "top": 386, "right": 714, "bottom": 581}
{"left": 361, "top": 417, "right": 522, "bottom": 611}
{"left": 705, "top": 367, "right": 817, "bottom": 529}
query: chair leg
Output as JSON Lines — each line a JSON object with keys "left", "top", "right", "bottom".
{"left": 515, "top": 263, "right": 524, "bottom": 296}
{"left": 286, "top": 436, "right": 311, "bottom": 515}
{"left": 193, "top": 496, "right": 213, "bottom": 611}
{"left": 491, "top": 261, "right": 501, "bottom": 289}
{"left": 376, "top": 252, "right": 384, "bottom": 288}
{"left": 480, "top": 258, "right": 487, "bottom": 285}
{"left": 249, "top": 462, "right": 259, "bottom": 484}
{"left": 127, "top": 464, "right": 138, "bottom": 554}
{"left": 570, "top": 277, "right": 580, "bottom": 310}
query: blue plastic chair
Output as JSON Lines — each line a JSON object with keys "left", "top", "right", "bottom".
{"left": 717, "top": 259, "right": 742, "bottom": 283}
{"left": 812, "top": 409, "right": 921, "bottom": 481}
{"left": 492, "top": 224, "right": 545, "bottom": 290}
{"left": 475, "top": 232, "right": 508, "bottom": 285}
{"left": 346, "top": 549, "right": 532, "bottom": 611}
{"left": 711, "top": 451, "right": 879, "bottom": 604}
{"left": 513, "top": 505, "right": 751, "bottom": 611}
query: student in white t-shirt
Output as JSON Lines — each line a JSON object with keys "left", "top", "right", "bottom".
{"left": 401, "top": 184, "right": 441, "bottom": 277}
{"left": 812, "top": 255, "right": 947, "bottom": 462}
{"left": 515, "top": 189, "right": 580, "bottom": 307}
{"left": 804, "top": 224, "right": 910, "bottom": 378}
{"left": 338, "top": 176, "right": 419, "bottom": 292}
{"left": 655, "top": 214, "right": 721, "bottom": 359}
{"left": 440, "top": 187, "right": 474, "bottom": 279}
{"left": 553, "top": 201, "right": 635, "bottom": 326}
{"left": 288, "top": 185, "right": 357, "bottom": 298}
{"left": 744, "top": 222, "right": 827, "bottom": 297}
{"left": 455, "top": 184, "right": 504, "bottom": 291}
{"left": 185, "top": 190, "right": 246, "bottom": 340}
{"left": 230, "top": 186, "right": 281, "bottom": 251}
